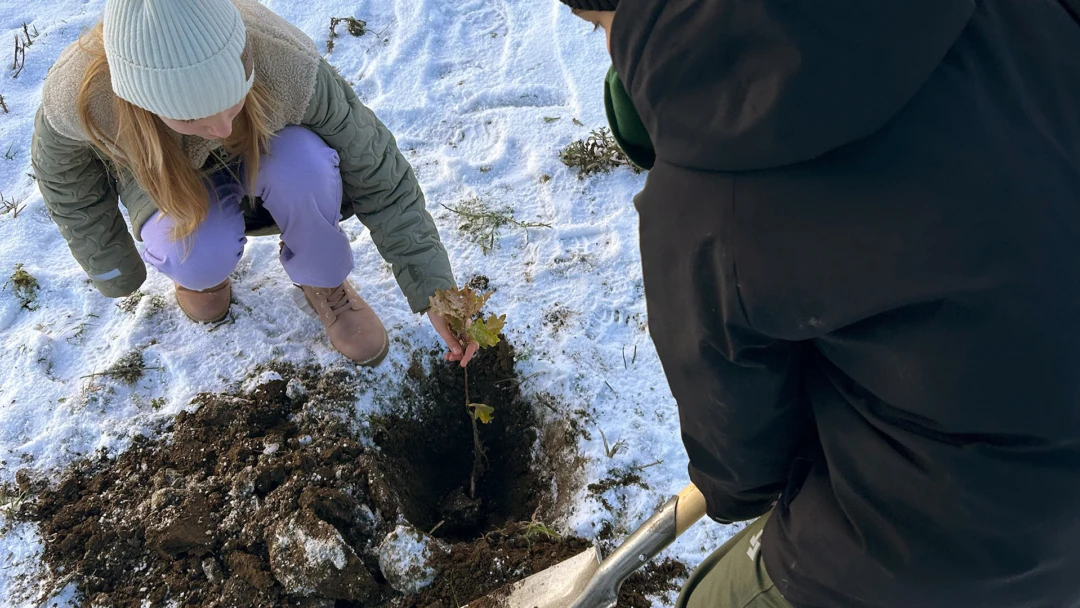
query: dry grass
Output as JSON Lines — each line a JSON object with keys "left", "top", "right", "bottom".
{"left": 560, "top": 128, "right": 638, "bottom": 178}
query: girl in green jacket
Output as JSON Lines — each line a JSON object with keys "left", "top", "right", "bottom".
{"left": 31, "top": 0, "right": 473, "bottom": 367}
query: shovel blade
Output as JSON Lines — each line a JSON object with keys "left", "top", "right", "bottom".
{"left": 462, "top": 546, "right": 602, "bottom": 608}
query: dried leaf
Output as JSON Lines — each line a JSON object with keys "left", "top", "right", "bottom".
{"left": 429, "top": 287, "right": 492, "bottom": 339}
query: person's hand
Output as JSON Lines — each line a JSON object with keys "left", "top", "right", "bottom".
{"left": 428, "top": 311, "right": 479, "bottom": 367}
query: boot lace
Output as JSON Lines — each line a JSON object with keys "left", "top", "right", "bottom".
{"left": 323, "top": 284, "right": 352, "bottom": 315}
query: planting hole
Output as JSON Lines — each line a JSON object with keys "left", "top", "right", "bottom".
{"left": 370, "top": 340, "right": 547, "bottom": 541}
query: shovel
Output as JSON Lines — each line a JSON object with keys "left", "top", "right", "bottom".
{"left": 464, "top": 483, "right": 707, "bottom": 608}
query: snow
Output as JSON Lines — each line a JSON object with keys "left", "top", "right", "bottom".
{"left": 244, "top": 370, "right": 284, "bottom": 393}
{"left": 377, "top": 524, "right": 441, "bottom": 594}
{"left": 0, "top": 0, "right": 741, "bottom": 605}
{"left": 300, "top": 534, "right": 347, "bottom": 571}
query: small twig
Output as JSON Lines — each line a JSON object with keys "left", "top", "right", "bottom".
{"left": 622, "top": 346, "right": 627, "bottom": 370}
{"left": 604, "top": 380, "right": 619, "bottom": 398}
{"left": 0, "top": 94, "right": 8, "bottom": 114}
{"left": 632, "top": 344, "right": 638, "bottom": 365}
{"left": 632, "top": 459, "right": 664, "bottom": 472}
{"left": 12, "top": 35, "right": 26, "bottom": 78}
{"left": 441, "top": 202, "right": 552, "bottom": 230}
{"left": 327, "top": 16, "right": 367, "bottom": 52}
{"left": 428, "top": 520, "right": 445, "bottom": 535}
{"left": 441, "top": 200, "right": 552, "bottom": 254}
{"left": 21, "top": 23, "right": 33, "bottom": 47}
{"left": 493, "top": 371, "right": 541, "bottom": 387}
{"left": 448, "top": 573, "right": 461, "bottom": 608}
{"left": 207, "top": 316, "right": 235, "bottom": 332}
{"left": 79, "top": 366, "right": 163, "bottom": 381}
{"left": 0, "top": 193, "right": 26, "bottom": 218}
{"left": 599, "top": 429, "right": 627, "bottom": 459}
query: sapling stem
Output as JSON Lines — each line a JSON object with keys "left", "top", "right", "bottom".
{"left": 465, "top": 367, "right": 485, "bottom": 499}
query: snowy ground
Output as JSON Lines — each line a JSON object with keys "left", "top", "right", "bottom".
{"left": 0, "top": 0, "right": 740, "bottom": 605}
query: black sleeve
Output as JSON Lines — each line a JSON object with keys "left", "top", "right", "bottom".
{"left": 637, "top": 163, "right": 812, "bottom": 523}
{"left": 611, "top": 0, "right": 975, "bottom": 171}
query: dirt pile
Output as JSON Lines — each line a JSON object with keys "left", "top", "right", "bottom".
{"left": 13, "top": 342, "right": 687, "bottom": 607}
{"left": 24, "top": 369, "right": 385, "bottom": 607}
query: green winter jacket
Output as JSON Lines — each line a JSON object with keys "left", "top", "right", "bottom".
{"left": 30, "top": 0, "right": 454, "bottom": 313}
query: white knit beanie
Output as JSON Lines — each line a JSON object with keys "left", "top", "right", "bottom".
{"left": 103, "top": 0, "right": 253, "bottom": 121}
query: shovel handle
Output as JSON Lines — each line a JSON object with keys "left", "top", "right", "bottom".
{"left": 674, "top": 483, "right": 707, "bottom": 537}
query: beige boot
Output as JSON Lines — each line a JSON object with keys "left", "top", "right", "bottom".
{"left": 175, "top": 280, "right": 231, "bottom": 323}
{"left": 293, "top": 280, "right": 389, "bottom": 366}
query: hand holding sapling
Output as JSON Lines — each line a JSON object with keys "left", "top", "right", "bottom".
{"left": 428, "top": 311, "right": 479, "bottom": 367}
{"left": 428, "top": 287, "right": 505, "bottom": 368}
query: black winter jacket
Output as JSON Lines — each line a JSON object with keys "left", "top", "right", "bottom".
{"left": 612, "top": 1, "right": 1080, "bottom": 606}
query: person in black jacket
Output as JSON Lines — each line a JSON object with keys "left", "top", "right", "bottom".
{"left": 562, "top": 1, "right": 1080, "bottom": 607}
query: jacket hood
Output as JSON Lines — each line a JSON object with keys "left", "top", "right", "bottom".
{"left": 609, "top": 0, "right": 975, "bottom": 172}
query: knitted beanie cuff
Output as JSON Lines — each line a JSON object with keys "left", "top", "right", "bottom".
{"left": 560, "top": 0, "right": 619, "bottom": 11}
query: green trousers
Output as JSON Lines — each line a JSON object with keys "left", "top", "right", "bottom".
{"left": 675, "top": 514, "right": 793, "bottom": 608}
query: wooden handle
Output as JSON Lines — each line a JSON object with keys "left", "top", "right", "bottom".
{"left": 674, "top": 483, "right": 708, "bottom": 537}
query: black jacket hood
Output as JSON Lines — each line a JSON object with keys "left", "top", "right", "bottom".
{"left": 610, "top": 0, "right": 975, "bottom": 171}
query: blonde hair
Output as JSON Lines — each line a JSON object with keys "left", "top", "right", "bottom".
{"left": 76, "top": 22, "right": 275, "bottom": 240}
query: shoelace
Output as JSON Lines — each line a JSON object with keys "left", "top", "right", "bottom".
{"left": 323, "top": 284, "right": 352, "bottom": 315}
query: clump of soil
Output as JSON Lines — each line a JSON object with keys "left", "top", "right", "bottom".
{"left": 620, "top": 558, "right": 691, "bottom": 608}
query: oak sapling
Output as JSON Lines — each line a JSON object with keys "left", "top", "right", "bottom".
{"left": 428, "top": 286, "right": 506, "bottom": 498}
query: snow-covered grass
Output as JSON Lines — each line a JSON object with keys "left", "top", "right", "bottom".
{"left": 0, "top": 0, "right": 739, "bottom": 604}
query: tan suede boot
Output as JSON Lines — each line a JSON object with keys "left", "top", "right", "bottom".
{"left": 292, "top": 280, "right": 389, "bottom": 366}
{"left": 175, "top": 280, "right": 231, "bottom": 323}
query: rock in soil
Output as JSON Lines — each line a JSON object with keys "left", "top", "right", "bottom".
{"left": 377, "top": 524, "right": 444, "bottom": 594}
{"left": 269, "top": 509, "right": 375, "bottom": 601}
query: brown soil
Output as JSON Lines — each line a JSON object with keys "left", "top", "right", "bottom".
{"left": 396, "top": 523, "right": 687, "bottom": 608}
{"left": 620, "top": 558, "right": 691, "bottom": 608}
{"left": 23, "top": 368, "right": 386, "bottom": 607}
{"left": 397, "top": 522, "right": 592, "bottom": 608}
{"left": 13, "top": 342, "right": 686, "bottom": 607}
